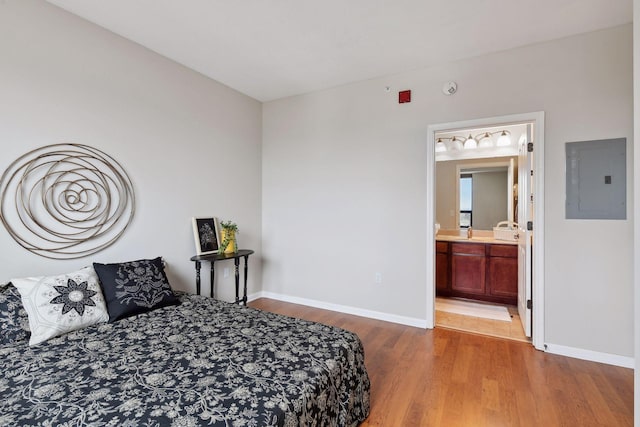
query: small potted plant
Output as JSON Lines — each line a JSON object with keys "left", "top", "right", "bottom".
{"left": 219, "top": 220, "right": 238, "bottom": 254}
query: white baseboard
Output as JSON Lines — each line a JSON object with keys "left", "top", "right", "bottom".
{"left": 249, "top": 292, "right": 634, "bottom": 369}
{"left": 246, "top": 292, "right": 263, "bottom": 303}
{"left": 249, "top": 291, "right": 428, "bottom": 328}
{"left": 545, "top": 343, "right": 634, "bottom": 369}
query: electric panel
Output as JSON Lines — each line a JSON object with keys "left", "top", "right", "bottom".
{"left": 565, "top": 138, "right": 626, "bottom": 220}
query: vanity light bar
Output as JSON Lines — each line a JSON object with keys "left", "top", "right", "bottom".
{"left": 436, "top": 130, "right": 512, "bottom": 152}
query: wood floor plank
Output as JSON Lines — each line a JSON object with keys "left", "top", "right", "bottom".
{"left": 248, "top": 298, "right": 634, "bottom": 426}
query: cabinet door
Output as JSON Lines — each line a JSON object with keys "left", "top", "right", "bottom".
{"left": 451, "top": 253, "right": 486, "bottom": 295}
{"left": 487, "top": 256, "right": 518, "bottom": 300}
{"left": 436, "top": 252, "right": 449, "bottom": 292}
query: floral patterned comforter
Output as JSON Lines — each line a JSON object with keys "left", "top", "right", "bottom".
{"left": 0, "top": 294, "right": 370, "bottom": 426}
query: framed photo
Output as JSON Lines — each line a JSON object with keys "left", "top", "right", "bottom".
{"left": 192, "top": 217, "right": 220, "bottom": 255}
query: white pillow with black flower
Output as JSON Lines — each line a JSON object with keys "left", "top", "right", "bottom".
{"left": 12, "top": 266, "right": 109, "bottom": 346}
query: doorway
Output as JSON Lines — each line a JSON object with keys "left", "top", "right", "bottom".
{"left": 426, "top": 112, "right": 545, "bottom": 350}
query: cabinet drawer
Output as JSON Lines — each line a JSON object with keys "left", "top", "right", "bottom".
{"left": 489, "top": 244, "right": 517, "bottom": 258}
{"left": 436, "top": 241, "right": 449, "bottom": 253}
{"left": 451, "top": 242, "right": 485, "bottom": 256}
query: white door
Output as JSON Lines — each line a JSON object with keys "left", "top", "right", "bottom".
{"left": 508, "top": 158, "right": 515, "bottom": 222}
{"left": 517, "top": 125, "right": 533, "bottom": 337}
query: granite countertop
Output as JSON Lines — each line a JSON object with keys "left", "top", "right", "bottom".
{"left": 436, "top": 230, "right": 518, "bottom": 245}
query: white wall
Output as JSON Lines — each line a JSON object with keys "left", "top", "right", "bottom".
{"left": 263, "top": 25, "right": 633, "bottom": 358}
{"left": 0, "top": 0, "right": 263, "bottom": 302}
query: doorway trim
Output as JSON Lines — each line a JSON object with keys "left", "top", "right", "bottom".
{"left": 426, "top": 111, "right": 545, "bottom": 351}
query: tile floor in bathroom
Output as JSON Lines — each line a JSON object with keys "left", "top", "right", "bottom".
{"left": 436, "top": 299, "right": 530, "bottom": 342}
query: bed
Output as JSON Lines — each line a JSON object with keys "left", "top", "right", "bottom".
{"left": 0, "top": 279, "right": 370, "bottom": 426}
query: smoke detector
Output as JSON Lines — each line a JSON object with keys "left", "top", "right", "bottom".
{"left": 442, "top": 81, "right": 457, "bottom": 95}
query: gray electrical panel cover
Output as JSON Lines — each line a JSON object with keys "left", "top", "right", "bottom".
{"left": 566, "top": 138, "right": 626, "bottom": 220}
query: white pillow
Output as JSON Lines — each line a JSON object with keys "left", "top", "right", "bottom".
{"left": 12, "top": 266, "right": 109, "bottom": 346}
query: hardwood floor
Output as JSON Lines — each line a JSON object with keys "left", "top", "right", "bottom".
{"left": 249, "top": 298, "right": 634, "bottom": 427}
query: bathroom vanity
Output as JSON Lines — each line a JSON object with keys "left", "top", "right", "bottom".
{"left": 436, "top": 235, "right": 517, "bottom": 305}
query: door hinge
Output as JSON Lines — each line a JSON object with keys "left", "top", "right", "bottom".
{"left": 527, "top": 142, "right": 534, "bottom": 152}
{"left": 530, "top": 170, "right": 533, "bottom": 176}
{"left": 530, "top": 194, "right": 533, "bottom": 202}
{"left": 526, "top": 299, "right": 532, "bottom": 310}
{"left": 527, "top": 221, "right": 533, "bottom": 231}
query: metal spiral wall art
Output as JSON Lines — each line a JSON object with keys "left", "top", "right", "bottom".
{"left": 0, "top": 143, "right": 135, "bottom": 260}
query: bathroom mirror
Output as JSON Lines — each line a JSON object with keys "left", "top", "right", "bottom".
{"left": 435, "top": 157, "right": 516, "bottom": 230}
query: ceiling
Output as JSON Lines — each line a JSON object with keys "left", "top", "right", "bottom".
{"left": 46, "top": 0, "right": 632, "bottom": 102}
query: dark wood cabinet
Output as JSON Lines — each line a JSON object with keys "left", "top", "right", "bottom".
{"left": 435, "top": 242, "right": 449, "bottom": 293}
{"left": 451, "top": 243, "right": 486, "bottom": 296}
{"left": 487, "top": 245, "right": 518, "bottom": 301}
{"left": 435, "top": 241, "right": 517, "bottom": 305}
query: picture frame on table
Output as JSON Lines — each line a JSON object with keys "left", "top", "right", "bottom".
{"left": 192, "top": 217, "right": 220, "bottom": 255}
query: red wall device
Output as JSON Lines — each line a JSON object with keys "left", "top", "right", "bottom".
{"left": 399, "top": 90, "right": 411, "bottom": 103}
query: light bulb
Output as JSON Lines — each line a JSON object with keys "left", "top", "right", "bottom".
{"left": 496, "top": 131, "right": 511, "bottom": 147}
{"left": 463, "top": 135, "right": 477, "bottom": 149}
{"left": 478, "top": 132, "right": 493, "bottom": 148}
{"left": 435, "top": 138, "right": 447, "bottom": 152}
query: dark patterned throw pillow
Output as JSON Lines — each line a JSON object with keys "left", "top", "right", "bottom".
{"left": 0, "top": 283, "right": 30, "bottom": 345}
{"left": 93, "top": 257, "right": 180, "bottom": 323}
